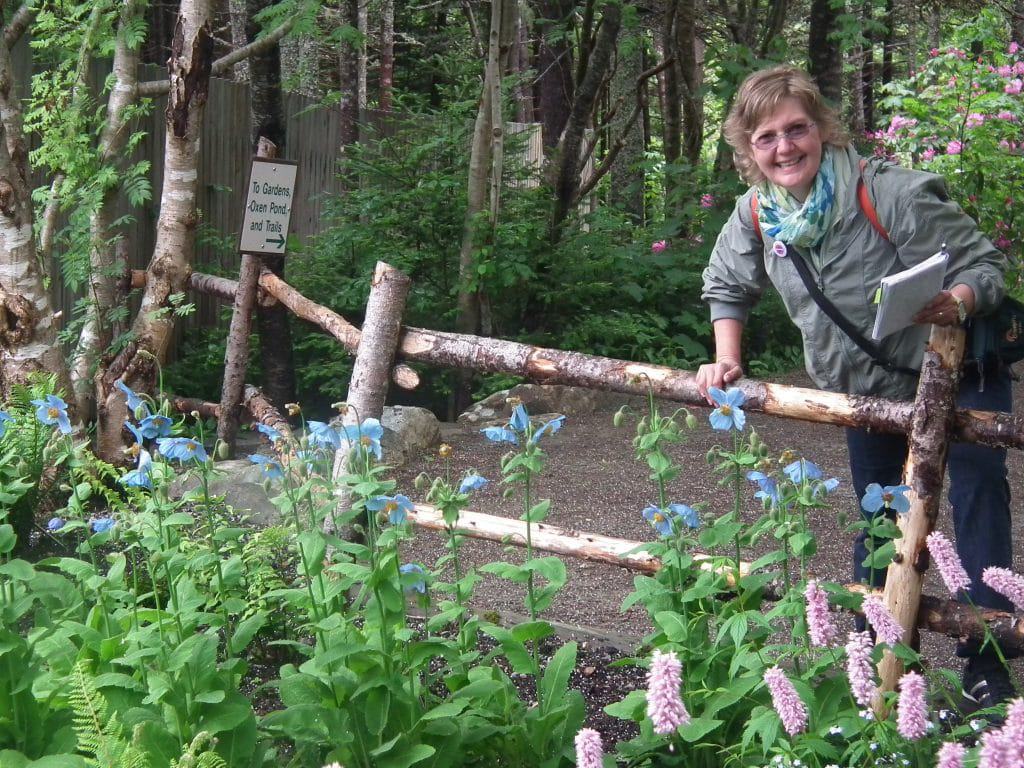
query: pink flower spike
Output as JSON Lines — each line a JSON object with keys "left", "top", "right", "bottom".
{"left": 896, "top": 670, "right": 929, "bottom": 740}
{"left": 646, "top": 650, "right": 690, "bottom": 735}
{"left": 764, "top": 666, "right": 808, "bottom": 737}
{"left": 804, "top": 580, "right": 839, "bottom": 648}
{"left": 651, "top": 240, "right": 667, "bottom": 253}
{"left": 982, "top": 567, "right": 1024, "bottom": 612}
{"left": 846, "top": 631, "right": 877, "bottom": 708}
{"left": 574, "top": 728, "right": 603, "bottom": 768}
{"left": 926, "top": 531, "right": 971, "bottom": 596}
{"left": 861, "top": 594, "right": 904, "bottom": 645}
{"left": 937, "top": 741, "right": 966, "bottom": 768}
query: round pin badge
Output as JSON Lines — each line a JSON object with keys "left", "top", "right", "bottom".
{"left": 771, "top": 240, "right": 788, "bottom": 258}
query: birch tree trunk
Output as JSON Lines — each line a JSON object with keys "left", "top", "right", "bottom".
{"left": 0, "top": 20, "right": 71, "bottom": 398}
{"left": 96, "top": 0, "right": 213, "bottom": 459}
{"left": 379, "top": 0, "right": 394, "bottom": 113}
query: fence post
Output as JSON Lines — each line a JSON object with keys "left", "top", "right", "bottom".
{"left": 876, "top": 324, "right": 966, "bottom": 701}
{"left": 217, "top": 137, "right": 277, "bottom": 456}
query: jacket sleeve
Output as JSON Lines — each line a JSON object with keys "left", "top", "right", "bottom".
{"left": 701, "top": 190, "right": 769, "bottom": 324}
{"left": 874, "top": 167, "right": 1006, "bottom": 315}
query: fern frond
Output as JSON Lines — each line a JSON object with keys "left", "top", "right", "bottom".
{"left": 170, "top": 731, "right": 226, "bottom": 768}
{"left": 69, "top": 660, "right": 110, "bottom": 764}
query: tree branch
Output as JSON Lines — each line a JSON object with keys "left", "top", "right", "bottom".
{"left": 3, "top": 3, "right": 35, "bottom": 48}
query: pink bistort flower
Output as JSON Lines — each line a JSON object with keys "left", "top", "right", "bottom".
{"left": 804, "top": 580, "right": 839, "bottom": 648}
{"left": 947, "top": 140, "right": 963, "bottom": 155}
{"left": 861, "top": 594, "right": 904, "bottom": 645}
{"left": 982, "top": 567, "right": 1024, "bottom": 612}
{"left": 846, "top": 631, "right": 877, "bottom": 708}
{"left": 764, "top": 666, "right": 808, "bottom": 736}
{"left": 574, "top": 728, "right": 603, "bottom": 768}
{"left": 926, "top": 531, "right": 971, "bottom": 596}
{"left": 896, "top": 670, "right": 929, "bottom": 740}
{"left": 937, "top": 741, "right": 966, "bottom": 768}
{"left": 651, "top": 240, "right": 667, "bottom": 253}
{"left": 646, "top": 650, "right": 690, "bottom": 735}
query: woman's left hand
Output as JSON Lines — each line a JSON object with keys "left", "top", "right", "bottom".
{"left": 913, "top": 288, "right": 971, "bottom": 327}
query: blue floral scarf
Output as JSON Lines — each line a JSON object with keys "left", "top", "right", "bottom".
{"left": 757, "top": 146, "right": 849, "bottom": 249}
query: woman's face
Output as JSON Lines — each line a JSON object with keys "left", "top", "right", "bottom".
{"left": 750, "top": 97, "right": 822, "bottom": 200}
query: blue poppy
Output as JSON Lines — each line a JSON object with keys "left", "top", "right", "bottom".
{"left": 307, "top": 421, "right": 342, "bottom": 451}
{"left": 367, "top": 494, "right": 414, "bottom": 525}
{"left": 120, "top": 449, "right": 153, "bottom": 489}
{"left": 91, "top": 517, "right": 115, "bottom": 534}
{"left": 708, "top": 387, "right": 746, "bottom": 431}
{"left": 255, "top": 422, "right": 283, "bottom": 443}
{"left": 115, "top": 381, "right": 150, "bottom": 417}
{"left": 482, "top": 426, "right": 519, "bottom": 445}
{"left": 399, "top": 563, "right": 427, "bottom": 594}
{"left": 139, "top": 414, "right": 173, "bottom": 440}
{"left": 124, "top": 420, "right": 145, "bottom": 448}
{"left": 530, "top": 415, "right": 566, "bottom": 445}
{"left": 642, "top": 504, "right": 675, "bottom": 536}
{"left": 156, "top": 437, "right": 209, "bottom": 463}
{"left": 47, "top": 516, "right": 65, "bottom": 531}
{"left": 668, "top": 503, "right": 700, "bottom": 529}
{"left": 458, "top": 473, "right": 488, "bottom": 494}
{"left": 0, "top": 411, "right": 12, "bottom": 438}
{"left": 248, "top": 453, "right": 284, "bottom": 481}
{"left": 747, "top": 470, "right": 781, "bottom": 506}
{"left": 784, "top": 459, "right": 823, "bottom": 483}
{"left": 509, "top": 404, "right": 530, "bottom": 432}
{"left": 32, "top": 395, "right": 72, "bottom": 435}
{"left": 861, "top": 483, "right": 912, "bottom": 515}
{"left": 342, "top": 419, "right": 384, "bottom": 460}
{"left": 814, "top": 477, "right": 841, "bottom": 498}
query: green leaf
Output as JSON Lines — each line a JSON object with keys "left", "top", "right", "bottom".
{"left": 0, "top": 559, "right": 35, "bottom": 581}
{"left": 522, "top": 498, "right": 551, "bottom": 523}
{"left": 678, "top": 717, "right": 724, "bottom": 741}
{"left": 0, "top": 524, "right": 16, "bottom": 554}
{"left": 230, "top": 612, "right": 267, "bottom": 654}
{"left": 540, "top": 641, "right": 576, "bottom": 715}
{"left": 790, "top": 532, "right": 816, "bottom": 557}
{"left": 603, "top": 689, "right": 647, "bottom": 720}
{"left": 375, "top": 744, "right": 435, "bottom": 768}
{"left": 362, "top": 686, "right": 390, "bottom": 735}
{"left": 654, "top": 611, "right": 688, "bottom": 642}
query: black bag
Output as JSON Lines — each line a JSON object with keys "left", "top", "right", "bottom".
{"left": 965, "top": 296, "right": 1024, "bottom": 368}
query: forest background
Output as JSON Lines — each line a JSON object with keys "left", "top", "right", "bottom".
{"left": 1, "top": 0, "right": 1023, "bottom": 441}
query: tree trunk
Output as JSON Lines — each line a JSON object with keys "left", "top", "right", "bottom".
{"left": 512, "top": 6, "right": 533, "bottom": 123}
{"left": 96, "top": 0, "right": 213, "bottom": 460}
{"left": 550, "top": 0, "right": 622, "bottom": 238}
{"left": 676, "top": 0, "right": 703, "bottom": 166}
{"left": 357, "top": 0, "right": 367, "bottom": 113}
{"left": 861, "top": 0, "right": 876, "bottom": 130}
{"left": 609, "top": 20, "right": 645, "bottom": 222}
{"left": 229, "top": 0, "right": 249, "bottom": 80}
{"left": 848, "top": 42, "right": 866, "bottom": 135}
{"left": 531, "top": 0, "right": 575, "bottom": 148}
{"left": 808, "top": 0, "right": 842, "bottom": 105}
{"left": 1012, "top": 0, "right": 1024, "bottom": 48}
{"left": 338, "top": 0, "right": 360, "bottom": 149}
{"left": 881, "top": 0, "right": 896, "bottom": 88}
{"left": 379, "top": 0, "right": 394, "bottom": 112}
{"left": 926, "top": 1, "right": 941, "bottom": 50}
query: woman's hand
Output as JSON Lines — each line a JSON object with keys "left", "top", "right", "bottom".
{"left": 913, "top": 287, "right": 974, "bottom": 327}
{"left": 696, "top": 357, "right": 744, "bottom": 405}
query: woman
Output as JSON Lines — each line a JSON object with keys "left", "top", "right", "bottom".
{"left": 696, "top": 65, "right": 1015, "bottom": 712}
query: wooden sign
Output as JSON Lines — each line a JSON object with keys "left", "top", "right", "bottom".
{"left": 239, "top": 157, "right": 298, "bottom": 255}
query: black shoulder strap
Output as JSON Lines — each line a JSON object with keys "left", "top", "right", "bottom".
{"left": 787, "top": 247, "right": 919, "bottom": 377}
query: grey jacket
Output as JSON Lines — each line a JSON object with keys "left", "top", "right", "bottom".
{"left": 701, "top": 146, "right": 1006, "bottom": 400}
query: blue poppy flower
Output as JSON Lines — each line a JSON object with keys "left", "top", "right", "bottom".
{"left": 32, "top": 394, "right": 72, "bottom": 435}
{"left": 861, "top": 483, "right": 912, "bottom": 515}
{"left": 708, "top": 387, "right": 746, "bottom": 431}
{"left": 367, "top": 493, "right": 414, "bottom": 525}
{"left": 124, "top": 420, "right": 145, "bottom": 447}
{"left": 509, "top": 403, "right": 530, "bottom": 432}
{"left": 47, "top": 516, "right": 65, "bottom": 531}
{"left": 747, "top": 470, "right": 781, "bottom": 506}
{"left": 668, "top": 502, "right": 700, "bottom": 529}
{"left": 459, "top": 473, "right": 488, "bottom": 494}
{"left": 0, "top": 411, "right": 12, "bottom": 438}
{"left": 138, "top": 414, "right": 173, "bottom": 440}
{"left": 307, "top": 421, "right": 342, "bottom": 451}
{"left": 255, "top": 422, "right": 283, "bottom": 443}
{"left": 156, "top": 437, "right": 209, "bottom": 463}
{"left": 120, "top": 449, "right": 153, "bottom": 489}
{"left": 814, "top": 477, "right": 841, "bottom": 498}
{"left": 482, "top": 426, "right": 519, "bottom": 445}
{"left": 115, "top": 381, "right": 150, "bottom": 417}
{"left": 784, "top": 459, "right": 823, "bottom": 483}
{"left": 91, "top": 517, "right": 115, "bottom": 534}
{"left": 248, "top": 453, "right": 284, "bottom": 481}
{"left": 399, "top": 563, "right": 427, "bottom": 593}
{"left": 530, "top": 415, "right": 565, "bottom": 445}
{"left": 342, "top": 419, "right": 384, "bottom": 460}
{"left": 642, "top": 504, "right": 675, "bottom": 536}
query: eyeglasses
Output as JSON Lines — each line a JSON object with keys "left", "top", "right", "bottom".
{"left": 750, "top": 122, "right": 816, "bottom": 151}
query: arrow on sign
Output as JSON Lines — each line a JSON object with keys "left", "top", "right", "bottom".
{"left": 265, "top": 233, "right": 286, "bottom": 248}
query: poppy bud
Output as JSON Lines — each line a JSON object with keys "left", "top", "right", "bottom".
{"left": 215, "top": 441, "right": 229, "bottom": 460}
{"left": 612, "top": 409, "right": 625, "bottom": 428}
{"left": 414, "top": 472, "right": 429, "bottom": 490}
{"left": 685, "top": 413, "right": 697, "bottom": 430}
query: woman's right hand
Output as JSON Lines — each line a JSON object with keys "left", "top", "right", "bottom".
{"left": 695, "top": 358, "right": 744, "bottom": 405}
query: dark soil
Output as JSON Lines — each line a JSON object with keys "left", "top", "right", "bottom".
{"left": 393, "top": 371, "right": 1024, "bottom": 742}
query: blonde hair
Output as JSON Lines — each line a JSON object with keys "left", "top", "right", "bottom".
{"left": 723, "top": 65, "right": 850, "bottom": 185}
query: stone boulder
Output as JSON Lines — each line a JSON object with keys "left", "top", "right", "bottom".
{"left": 458, "top": 383, "right": 616, "bottom": 425}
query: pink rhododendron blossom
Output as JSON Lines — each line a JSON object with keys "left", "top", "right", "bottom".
{"left": 887, "top": 115, "right": 918, "bottom": 135}
{"left": 997, "top": 110, "right": 1019, "bottom": 121}
{"left": 926, "top": 531, "right": 971, "bottom": 596}
{"left": 996, "top": 235, "right": 1013, "bottom": 251}
{"left": 804, "top": 580, "right": 839, "bottom": 647}
{"left": 846, "top": 631, "right": 877, "bottom": 707}
{"left": 965, "top": 113, "right": 986, "bottom": 128}
{"left": 937, "top": 742, "right": 966, "bottom": 768}
{"left": 896, "top": 671, "right": 929, "bottom": 740}
{"left": 764, "top": 666, "right": 807, "bottom": 736}
{"left": 646, "top": 650, "right": 690, "bottom": 735}
{"left": 1015, "top": 61, "right": 1024, "bottom": 75}
{"left": 947, "top": 140, "right": 963, "bottom": 155}
{"left": 861, "top": 594, "right": 904, "bottom": 645}
{"left": 574, "top": 728, "right": 604, "bottom": 768}
{"left": 1006, "top": 79, "right": 1023, "bottom": 95}
{"left": 983, "top": 567, "right": 1024, "bottom": 611}
{"left": 930, "top": 47, "right": 940, "bottom": 57}
{"left": 998, "top": 65, "right": 1014, "bottom": 78}
{"left": 1010, "top": 42, "right": 1020, "bottom": 55}
{"left": 651, "top": 240, "right": 667, "bottom": 253}
{"left": 923, "top": 148, "right": 937, "bottom": 161}
{"left": 700, "top": 193, "right": 715, "bottom": 208}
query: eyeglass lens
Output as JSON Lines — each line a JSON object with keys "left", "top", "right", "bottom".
{"left": 752, "top": 123, "right": 812, "bottom": 150}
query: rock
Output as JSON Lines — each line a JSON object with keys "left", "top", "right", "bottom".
{"left": 458, "top": 384, "right": 614, "bottom": 425}
{"left": 330, "top": 405, "right": 441, "bottom": 466}
{"left": 172, "top": 459, "right": 282, "bottom": 527}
